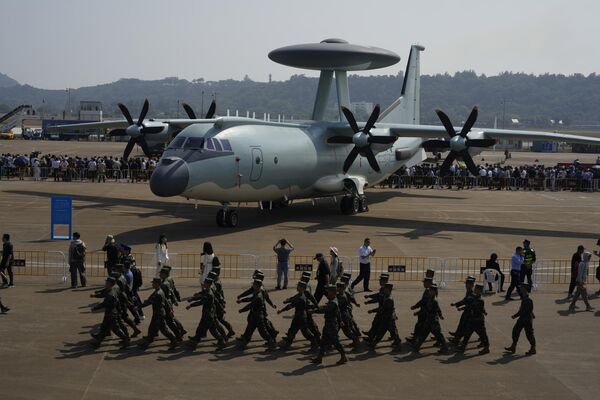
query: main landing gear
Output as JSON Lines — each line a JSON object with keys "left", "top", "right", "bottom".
{"left": 340, "top": 195, "right": 368, "bottom": 215}
{"left": 216, "top": 207, "right": 238, "bottom": 227}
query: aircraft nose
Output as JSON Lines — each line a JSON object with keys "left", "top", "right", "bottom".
{"left": 150, "top": 157, "right": 189, "bottom": 197}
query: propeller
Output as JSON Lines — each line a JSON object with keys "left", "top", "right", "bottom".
{"left": 422, "top": 106, "right": 496, "bottom": 176}
{"left": 181, "top": 100, "right": 217, "bottom": 120}
{"left": 116, "top": 99, "right": 163, "bottom": 160}
{"left": 328, "top": 104, "right": 396, "bottom": 173}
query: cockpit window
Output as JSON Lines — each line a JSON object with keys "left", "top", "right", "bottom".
{"left": 168, "top": 136, "right": 186, "bottom": 149}
{"left": 183, "top": 137, "right": 204, "bottom": 149}
{"left": 213, "top": 139, "right": 223, "bottom": 151}
{"left": 206, "top": 138, "right": 215, "bottom": 150}
{"left": 220, "top": 139, "right": 232, "bottom": 151}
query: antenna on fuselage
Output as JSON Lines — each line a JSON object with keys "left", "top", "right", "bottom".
{"left": 268, "top": 39, "right": 400, "bottom": 121}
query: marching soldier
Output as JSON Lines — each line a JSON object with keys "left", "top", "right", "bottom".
{"left": 237, "top": 279, "right": 276, "bottom": 350}
{"left": 505, "top": 284, "right": 536, "bottom": 355}
{"left": 299, "top": 273, "right": 321, "bottom": 339}
{"left": 340, "top": 274, "right": 361, "bottom": 339}
{"left": 238, "top": 270, "right": 279, "bottom": 339}
{"left": 456, "top": 283, "right": 490, "bottom": 355}
{"left": 112, "top": 267, "right": 142, "bottom": 338}
{"left": 311, "top": 285, "right": 348, "bottom": 365}
{"left": 277, "top": 280, "right": 318, "bottom": 350}
{"left": 159, "top": 267, "right": 186, "bottom": 340}
{"left": 186, "top": 277, "right": 226, "bottom": 350}
{"left": 89, "top": 277, "right": 130, "bottom": 348}
{"left": 406, "top": 276, "right": 433, "bottom": 343}
{"left": 336, "top": 282, "right": 361, "bottom": 348}
{"left": 363, "top": 273, "right": 390, "bottom": 338}
{"left": 138, "top": 278, "right": 179, "bottom": 349}
{"left": 449, "top": 276, "right": 476, "bottom": 344}
{"left": 365, "top": 282, "right": 402, "bottom": 351}
{"left": 207, "top": 267, "right": 235, "bottom": 339}
{"left": 411, "top": 283, "right": 448, "bottom": 354}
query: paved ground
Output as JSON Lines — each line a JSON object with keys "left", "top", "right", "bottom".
{"left": 1, "top": 277, "right": 599, "bottom": 400}
{"left": 1, "top": 140, "right": 600, "bottom": 399}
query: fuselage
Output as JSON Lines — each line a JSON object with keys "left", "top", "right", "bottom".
{"left": 149, "top": 118, "right": 426, "bottom": 203}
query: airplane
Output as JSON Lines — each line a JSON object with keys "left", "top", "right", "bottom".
{"left": 146, "top": 39, "right": 600, "bottom": 227}
{"left": 51, "top": 99, "right": 217, "bottom": 160}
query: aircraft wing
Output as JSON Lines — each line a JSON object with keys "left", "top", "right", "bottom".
{"left": 386, "top": 124, "right": 600, "bottom": 144}
{"left": 48, "top": 118, "right": 215, "bottom": 131}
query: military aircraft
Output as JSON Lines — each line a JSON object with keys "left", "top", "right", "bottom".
{"left": 57, "top": 39, "right": 600, "bottom": 228}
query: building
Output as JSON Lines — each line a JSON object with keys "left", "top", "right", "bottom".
{"left": 78, "top": 101, "right": 103, "bottom": 121}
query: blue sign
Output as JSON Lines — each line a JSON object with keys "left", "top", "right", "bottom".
{"left": 51, "top": 196, "right": 72, "bottom": 240}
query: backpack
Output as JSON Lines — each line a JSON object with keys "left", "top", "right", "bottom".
{"left": 131, "top": 265, "right": 143, "bottom": 289}
{"left": 72, "top": 242, "right": 86, "bottom": 261}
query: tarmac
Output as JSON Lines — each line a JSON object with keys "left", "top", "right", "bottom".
{"left": 0, "top": 140, "right": 600, "bottom": 399}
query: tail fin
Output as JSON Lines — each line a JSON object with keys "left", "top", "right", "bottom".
{"left": 379, "top": 44, "right": 425, "bottom": 125}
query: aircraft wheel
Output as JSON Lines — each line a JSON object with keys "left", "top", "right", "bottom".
{"left": 340, "top": 196, "right": 354, "bottom": 215}
{"left": 359, "top": 196, "right": 369, "bottom": 212}
{"left": 351, "top": 196, "right": 360, "bottom": 214}
{"left": 216, "top": 209, "right": 226, "bottom": 227}
{"left": 225, "top": 210, "right": 239, "bottom": 227}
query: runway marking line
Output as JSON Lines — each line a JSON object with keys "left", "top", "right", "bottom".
{"left": 81, "top": 350, "right": 105, "bottom": 400}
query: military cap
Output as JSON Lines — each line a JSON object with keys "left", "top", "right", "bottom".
{"left": 204, "top": 277, "right": 214, "bottom": 285}
{"left": 325, "top": 284, "right": 337, "bottom": 291}
{"left": 152, "top": 277, "right": 162, "bottom": 284}
{"left": 163, "top": 265, "right": 172, "bottom": 272}
{"left": 106, "top": 276, "right": 117, "bottom": 284}
{"left": 474, "top": 283, "right": 484, "bottom": 289}
{"left": 253, "top": 269, "right": 263, "bottom": 276}
{"left": 301, "top": 271, "right": 311, "bottom": 277}
{"left": 340, "top": 275, "right": 350, "bottom": 282}
{"left": 212, "top": 265, "right": 221, "bottom": 272}
{"left": 159, "top": 268, "right": 169, "bottom": 274}
{"left": 253, "top": 279, "right": 263, "bottom": 286}
{"left": 207, "top": 271, "right": 218, "bottom": 279}
{"left": 466, "top": 276, "right": 476, "bottom": 283}
{"left": 423, "top": 277, "right": 433, "bottom": 282}
{"left": 336, "top": 282, "right": 346, "bottom": 288}
{"left": 254, "top": 273, "right": 265, "bottom": 282}
{"left": 384, "top": 283, "right": 394, "bottom": 289}
{"left": 313, "top": 253, "right": 324, "bottom": 260}
{"left": 297, "top": 281, "right": 307, "bottom": 288}
{"left": 425, "top": 269, "right": 435, "bottom": 277}
{"left": 342, "top": 272, "right": 352, "bottom": 278}
{"left": 380, "top": 273, "right": 390, "bottom": 280}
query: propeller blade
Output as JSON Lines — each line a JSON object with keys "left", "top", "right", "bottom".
{"left": 181, "top": 103, "right": 197, "bottom": 119}
{"left": 108, "top": 129, "right": 127, "bottom": 137}
{"left": 461, "top": 151, "right": 479, "bottom": 176}
{"left": 467, "top": 138, "right": 496, "bottom": 148}
{"left": 123, "top": 138, "right": 136, "bottom": 160}
{"left": 364, "top": 148, "right": 381, "bottom": 172}
{"left": 435, "top": 109, "right": 456, "bottom": 138}
{"left": 341, "top": 107, "right": 360, "bottom": 133}
{"left": 137, "top": 136, "right": 152, "bottom": 158}
{"left": 363, "top": 104, "right": 380, "bottom": 135}
{"left": 140, "top": 126, "right": 164, "bottom": 135}
{"left": 328, "top": 136, "right": 354, "bottom": 144}
{"left": 368, "top": 135, "right": 396, "bottom": 145}
{"left": 205, "top": 100, "right": 216, "bottom": 119}
{"left": 343, "top": 147, "right": 360, "bottom": 173}
{"left": 137, "top": 99, "right": 149, "bottom": 126}
{"left": 459, "top": 106, "right": 478, "bottom": 137}
{"left": 439, "top": 152, "right": 457, "bottom": 176}
{"left": 118, "top": 103, "right": 134, "bottom": 125}
{"left": 422, "top": 139, "right": 450, "bottom": 150}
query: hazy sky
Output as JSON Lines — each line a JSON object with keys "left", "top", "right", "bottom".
{"left": 1, "top": 0, "right": 598, "bottom": 89}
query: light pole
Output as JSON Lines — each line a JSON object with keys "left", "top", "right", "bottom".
{"left": 177, "top": 99, "right": 180, "bottom": 118}
{"left": 501, "top": 98, "right": 507, "bottom": 129}
{"left": 201, "top": 90, "right": 204, "bottom": 117}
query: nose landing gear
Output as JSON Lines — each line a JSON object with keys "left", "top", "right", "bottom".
{"left": 216, "top": 206, "right": 239, "bottom": 227}
{"left": 340, "top": 195, "right": 368, "bottom": 215}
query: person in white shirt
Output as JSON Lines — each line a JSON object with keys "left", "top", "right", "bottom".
{"left": 569, "top": 251, "right": 594, "bottom": 312}
{"left": 155, "top": 234, "right": 169, "bottom": 275}
{"left": 200, "top": 241, "right": 215, "bottom": 284}
{"left": 351, "top": 238, "right": 376, "bottom": 292}
{"left": 32, "top": 158, "right": 41, "bottom": 181}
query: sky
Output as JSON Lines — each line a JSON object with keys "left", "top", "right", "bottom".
{"left": 0, "top": 0, "right": 598, "bottom": 89}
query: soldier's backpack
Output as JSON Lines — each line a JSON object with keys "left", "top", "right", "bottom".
{"left": 131, "top": 265, "right": 143, "bottom": 289}
{"left": 72, "top": 242, "right": 86, "bottom": 261}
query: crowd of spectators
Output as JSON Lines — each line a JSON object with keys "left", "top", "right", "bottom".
{"left": 0, "top": 153, "right": 158, "bottom": 182}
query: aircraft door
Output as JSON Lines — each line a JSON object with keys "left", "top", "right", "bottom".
{"left": 249, "top": 147, "right": 263, "bottom": 181}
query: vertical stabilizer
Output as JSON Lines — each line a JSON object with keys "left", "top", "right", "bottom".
{"left": 379, "top": 44, "right": 425, "bottom": 124}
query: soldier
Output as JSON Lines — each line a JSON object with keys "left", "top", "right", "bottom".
{"left": 186, "top": 277, "right": 226, "bottom": 350}
{"left": 89, "top": 277, "right": 130, "bottom": 348}
{"left": 406, "top": 276, "right": 433, "bottom": 343}
{"left": 336, "top": 282, "right": 361, "bottom": 348}
{"left": 159, "top": 267, "right": 186, "bottom": 340}
{"left": 138, "top": 278, "right": 179, "bottom": 349}
{"left": 237, "top": 279, "right": 276, "bottom": 350}
{"left": 340, "top": 274, "right": 361, "bottom": 338}
{"left": 363, "top": 273, "right": 390, "bottom": 338}
{"left": 365, "top": 282, "right": 402, "bottom": 351}
{"left": 299, "top": 272, "right": 321, "bottom": 339}
{"left": 207, "top": 267, "right": 235, "bottom": 339}
{"left": 456, "top": 283, "right": 490, "bottom": 355}
{"left": 448, "top": 276, "right": 476, "bottom": 344}
{"left": 311, "top": 285, "right": 348, "bottom": 365}
{"left": 277, "top": 280, "right": 318, "bottom": 350}
{"left": 238, "top": 270, "right": 279, "bottom": 339}
{"left": 505, "top": 284, "right": 537, "bottom": 355}
{"left": 112, "top": 267, "right": 142, "bottom": 338}
{"left": 411, "top": 283, "right": 448, "bottom": 354}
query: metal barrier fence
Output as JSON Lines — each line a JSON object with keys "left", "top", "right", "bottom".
{"left": 6, "top": 251, "right": 599, "bottom": 288}
{"left": 0, "top": 167, "right": 153, "bottom": 182}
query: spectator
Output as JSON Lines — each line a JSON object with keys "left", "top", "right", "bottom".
{"left": 273, "top": 238, "right": 294, "bottom": 290}
{"left": 568, "top": 245, "right": 584, "bottom": 299}
{"left": 68, "top": 232, "right": 87, "bottom": 288}
{"left": 505, "top": 246, "right": 524, "bottom": 301}
{"left": 352, "top": 238, "right": 376, "bottom": 292}
{"left": 102, "top": 234, "right": 120, "bottom": 275}
{"left": 155, "top": 234, "right": 169, "bottom": 275}
{"left": 568, "top": 251, "right": 594, "bottom": 312}
{"left": 200, "top": 241, "right": 214, "bottom": 284}
{"left": 0, "top": 233, "right": 14, "bottom": 288}
{"left": 329, "top": 247, "right": 342, "bottom": 284}
{"left": 313, "top": 253, "right": 330, "bottom": 304}
{"left": 484, "top": 253, "right": 505, "bottom": 292}
{"left": 595, "top": 239, "right": 600, "bottom": 296}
